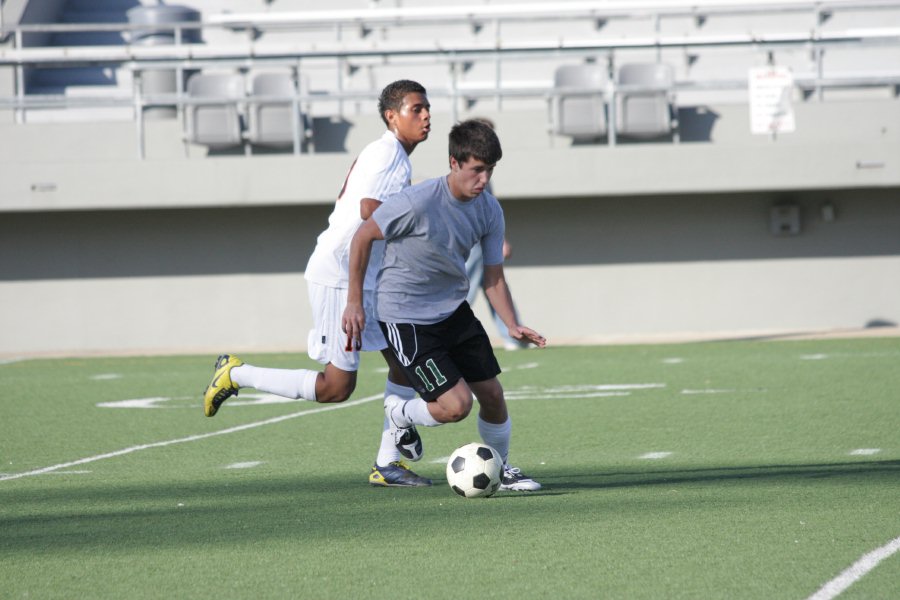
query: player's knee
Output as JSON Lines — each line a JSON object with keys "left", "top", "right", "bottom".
{"left": 441, "top": 393, "right": 473, "bottom": 422}
{"left": 446, "top": 403, "right": 472, "bottom": 422}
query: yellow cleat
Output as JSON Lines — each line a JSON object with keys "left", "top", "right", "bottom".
{"left": 368, "top": 461, "right": 432, "bottom": 487}
{"left": 203, "top": 354, "right": 243, "bottom": 417}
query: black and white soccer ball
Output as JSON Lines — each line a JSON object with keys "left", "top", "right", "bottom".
{"left": 445, "top": 442, "right": 503, "bottom": 498}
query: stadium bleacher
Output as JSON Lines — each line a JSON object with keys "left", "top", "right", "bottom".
{"left": 3, "top": 1, "right": 900, "bottom": 140}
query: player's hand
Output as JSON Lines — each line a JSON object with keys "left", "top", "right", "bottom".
{"left": 341, "top": 302, "right": 365, "bottom": 351}
{"left": 510, "top": 325, "right": 546, "bottom": 348}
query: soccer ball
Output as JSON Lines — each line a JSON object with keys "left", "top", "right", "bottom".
{"left": 445, "top": 442, "right": 503, "bottom": 498}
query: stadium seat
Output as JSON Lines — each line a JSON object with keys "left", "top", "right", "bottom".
{"left": 552, "top": 64, "right": 608, "bottom": 141}
{"left": 185, "top": 73, "right": 245, "bottom": 148}
{"left": 615, "top": 62, "right": 679, "bottom": 140}
{"left": 247, "top": 72, "right": 306, "bottom": 148}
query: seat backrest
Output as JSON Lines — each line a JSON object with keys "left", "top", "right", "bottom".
{"left": 615, "top": 62, "right": 676, "bottom": 139}
{"left": 186, "top": 73, "right": 244, "bottom": 147}
{"left": 187, "top": 73, "right": 244, "bottom": 99}
{"left": 553, "top": 64, "right": 608, "bottom": 140}
{"left": 617, "top": 62, "right": 674, "bottom": 88}
{"left": 252, "top": 72, "right": 295, "bottom": 98}
{"left": 248, "top": 72, "right": 298, "bottom": 147}
{"left": 554, "top": 63, "right": 607, "bottom": 89}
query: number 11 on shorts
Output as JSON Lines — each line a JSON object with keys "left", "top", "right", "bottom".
{"left": 414, "top": 359, "right": 447, "bottom": 392}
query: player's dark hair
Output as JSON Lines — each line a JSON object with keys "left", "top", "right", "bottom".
{"left": 449, "top": 119, "right": 503, "bottom": 165}
{"left": 378, "top": 80, "right": 427, "bottom": 126}
{"left": 471, "top": 116, "right": 495, "bottom": 130}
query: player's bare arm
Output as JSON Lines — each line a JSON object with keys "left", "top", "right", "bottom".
{"left": 482, "top": 263, "right": 547, "bottom": 348}
{"left": 360, "top": 197, "right": 383, "bottom": 220}
{"left": 343, "top": 218, "right": 385, "bottom": 347}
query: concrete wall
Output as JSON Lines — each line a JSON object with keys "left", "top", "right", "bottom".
{"left": 2, "top": 186, "right": 899, "bottom": 357}
{"left": 3, "top": 100, "right": 899, "bottom": 211}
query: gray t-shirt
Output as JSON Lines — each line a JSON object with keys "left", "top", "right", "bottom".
{"left": 372, "top": 175, "right": 505, "bottom": 325}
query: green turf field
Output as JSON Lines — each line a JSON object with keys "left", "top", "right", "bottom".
{"left": 1, "top": 338, "right": 898, "bottom": 599}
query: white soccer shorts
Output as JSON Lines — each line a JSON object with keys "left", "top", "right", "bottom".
{"left": 306, "top": 281, "right": 387, "bottom": 372}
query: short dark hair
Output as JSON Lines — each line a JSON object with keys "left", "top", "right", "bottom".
{"left": 378, "top": 80, "right": 427, "bottom": 126}
{"left": 449, "top": 119, "right": 503, "bottom": 165}
{"left": 471, "top": 117, "right": 495, "bottom": 130}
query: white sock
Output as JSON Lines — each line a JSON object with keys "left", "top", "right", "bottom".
{"left": 230, "top": 365, "right": 318, "bottom": 401}
{"left": 376, "top": 381, "right": 416, "bottom": 467}
{"left": 478, "top": 415, "right": 511, "bottom": 464}
{"left": 401, "top": 398, "right": 442, "bottom": 427}
{"left": 376, "top": 417, "right": 399, "bottom": 467}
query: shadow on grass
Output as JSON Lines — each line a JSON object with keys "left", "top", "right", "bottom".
{"left": 0, "top": 471, "right": 555, "bottom": 555}
{"left": 0, "top": 475, "right": 417, "bottom": 555}
{"left": 543, "top": 459, "right": 900, "bottom": 491}
{"left": 1, "top": 459, "right": 897, "bottom": 555}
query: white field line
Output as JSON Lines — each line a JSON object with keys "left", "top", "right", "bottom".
{"left": 807, "top": 535, "right": 900, "bottom": 600}
{"left": 225, "top": 461, "right": 263, "bottom": 469}
{"left": 849, "top": 448, "right": 881, "bottom": 456}
{"left": 639, "top": 451, "right": 673, "bottom": 460}
{"left": 0, "top": 393, "right": 381, "bottom": 482}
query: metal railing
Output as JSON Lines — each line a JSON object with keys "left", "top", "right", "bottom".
{"left": 1, "top": 0, "right": 899, "bottom": 157}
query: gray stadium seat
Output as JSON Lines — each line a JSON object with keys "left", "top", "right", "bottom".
{"left": 615, "top": 62, "right": 678, "bottom": 140}
{"left": 248, "top": 72, "right": 303, "bottom": 148}
{"left": 186, "top": 73, "right": 245, "bottom": 148}
{"left": 553, "top": 64, "right": 608, "bottom": 141}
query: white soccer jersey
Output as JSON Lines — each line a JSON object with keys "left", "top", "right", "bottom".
{"left": 304, "top": 130, "right": 412, "bottom": 290}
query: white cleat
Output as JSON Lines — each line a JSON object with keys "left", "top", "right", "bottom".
{"left": 500, "top": 464, "right": 542, "bottom": 491}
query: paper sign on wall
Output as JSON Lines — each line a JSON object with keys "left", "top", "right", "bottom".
{"left": 749, "top": 67, "right": 796, "bottom": 135}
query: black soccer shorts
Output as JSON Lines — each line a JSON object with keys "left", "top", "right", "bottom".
{"left": 379, "top": 301, "right": 501, "bottom": 401}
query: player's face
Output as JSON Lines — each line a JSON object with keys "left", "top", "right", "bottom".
{"left": 448, "top": 156, "right": 495, "bottom": 201}
{"left": 387, "top": 92, "right": 431, "bottom": 153}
